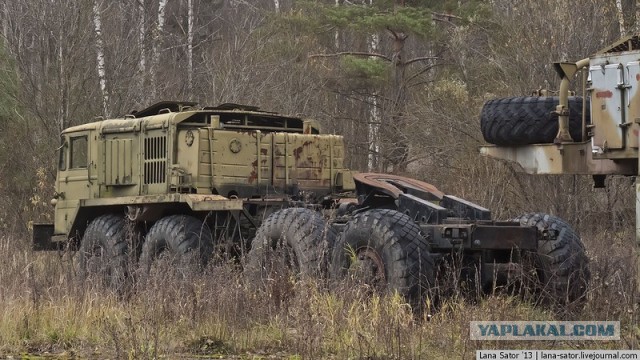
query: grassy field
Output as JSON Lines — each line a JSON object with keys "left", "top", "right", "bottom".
{"left": 0, "top": 229, "right": 638, "bottom": 359}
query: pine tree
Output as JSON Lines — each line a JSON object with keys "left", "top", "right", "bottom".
{"left": 288, "top": 0, "right": 483, "bottom": 172}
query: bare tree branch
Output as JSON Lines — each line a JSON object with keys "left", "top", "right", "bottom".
{"left": 404, "top": 56, "right": 438, "bottom": 66}
{"left": 431, "top": 11, "right": 463, "bottom": 22}
{"left": 309, "top": 51, "right": 392, "bottom": 62}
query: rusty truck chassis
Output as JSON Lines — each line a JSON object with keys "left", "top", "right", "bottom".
{"left": 341, "top": 173, "right": 540, "bottom": 291}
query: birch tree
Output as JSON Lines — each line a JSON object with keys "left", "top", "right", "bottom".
{"left": 150, "top": 0, "right": 168, "bottom": 100}
{"left": 138, "top": 0, "right": 147, "bottom": 99}
{"left": 187, "top": 0, "right": 194, "bottom": 96}
{"left": 616, "top": 0, "right": 627, "bottom": 36}
{"left": 636, "top": 0, "right": 640, "bottom": 33}
{"left": 367, "top": 19, "right": 380, "bottom": 171}
{"left": 93, "top": 0, "right": 109, "bottom": 117}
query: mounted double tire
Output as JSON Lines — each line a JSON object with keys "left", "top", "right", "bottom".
{"left": 78, "top": 214, "right": 129, "bottom": 291}
{"left": 513, "top": 213, "right": 590, "bottom": 307}
{"left": 480, "top": 96, "right": 589, "bottom": 145}
{"left": 245, "top": 208, "right": 336, "bottom": 282}
{"left": 330, "top": 209, "right": 435, "bottom": 309}
{"left": 139, "top": 215, "right": 214, "bottom": 277}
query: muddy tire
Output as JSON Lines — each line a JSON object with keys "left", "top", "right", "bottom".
{"left": 330, "top": 209, "right": 435, "bottom": 309}
{"left": 480, "top": 96, "right": 589, "bottom": 145}
{"left": 139, "top": 215, "right": 214, "bottom": 276}
{"left": 514, "top": 213, "right": 589, "bottom": 306}
{"left": 78, "top": 214, "right": 129, "bottom": 290}
{"left": 245, "top": 208, "right": 336, "bottom": 282}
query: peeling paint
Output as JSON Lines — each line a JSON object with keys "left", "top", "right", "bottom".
{"left": 595, "top": 90, "right": 613, "bottom": 98}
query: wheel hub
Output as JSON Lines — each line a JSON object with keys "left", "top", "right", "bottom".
{"left": 355, "top": 247, "right": 386, "bottom": 286}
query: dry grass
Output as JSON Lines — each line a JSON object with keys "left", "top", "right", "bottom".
{"left": 0, "top": 228, "right": 638, "bottom": 359}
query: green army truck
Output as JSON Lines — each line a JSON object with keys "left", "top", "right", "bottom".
{"left": 33, "top": 100, "right": 589, "bottom": 308}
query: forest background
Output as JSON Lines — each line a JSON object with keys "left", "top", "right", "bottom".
{"left": 0, "top": 0, "right": 634, "bottom": 237}
{"left": 0, "top": 0, "right": 639, "bottom": 358}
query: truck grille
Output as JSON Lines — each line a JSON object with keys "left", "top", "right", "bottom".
{"left": 144, "top": 136, "right": 167, "bottom": 184}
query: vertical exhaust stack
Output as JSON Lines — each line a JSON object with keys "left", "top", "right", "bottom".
{"left": 553, "top": 58, "right": 590, "bottom": 143}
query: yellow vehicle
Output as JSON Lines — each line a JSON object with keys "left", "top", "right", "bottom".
{"left": 33, "top": 100, "right": 588, "bottom": 308}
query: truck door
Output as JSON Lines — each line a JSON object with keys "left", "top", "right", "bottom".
{"left": 58, "top": 132, "right": 92, "bottom": 201}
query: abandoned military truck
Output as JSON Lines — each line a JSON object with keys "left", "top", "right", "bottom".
{"left": 33, "top": 100, "right": 589, "bottom": 307}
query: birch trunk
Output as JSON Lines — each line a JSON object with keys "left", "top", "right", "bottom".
{"left": 1, "top": 3, "right": 7, "bottom": 43}
{"left": 274, "top": 0, "right": 280, "bottom": 13}
{"left": 636, "top": 0, "right": 640, "bottom": 33}
{"left": 616, "top": 0, "right": 626, "bottom": 37}
{"left": 367, "top": 33, "right": 380, "bottom": 172}
{"left": 93, "top": 0, "right": 109, "bottom": 118}
{"left": 151, "top": 0, "right": 168, "bottom": 100}
{"left": 58, "top": 25, "right": 67, "bottom": 131}
{"left": 187, "top": 0, "right": 194, "bottom": 97}
{"left": 334, "top": 0, "right": 340, "bottom": 48}
{"left": 138, "top": 0, "right": 146, "bottom": 98}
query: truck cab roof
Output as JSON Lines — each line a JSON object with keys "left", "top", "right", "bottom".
{"left": 62, "top": 101, "right": 321, "bottom": 135}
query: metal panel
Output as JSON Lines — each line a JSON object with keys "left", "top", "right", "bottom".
{"left": 479, "top": 142, "right": 636, "bottom": 175}
{"left": 625, "top": 61, "right": 640, "bottom": 148}
{"left": 104, "top": 138, "right": 133, "bottom": 185}
{"left": 32, "top": 223, "right": 57, "bottom": 251}
{"left": 80, "top": 193, "right": 243, "bottom": 211}
{"left": 143, "top": 136, "right": 167, "bottom": 185}
{"left": 441, "top": 195, "right": 491, "bottom": 220}
{"left": 590, "top": 63, "right": 625, "bottom": 149}
{"left": 397, "top": 193, "right": 448, "bottom": 224}
{"left": 472, "top": 225, "right": 537, "bottom": 250}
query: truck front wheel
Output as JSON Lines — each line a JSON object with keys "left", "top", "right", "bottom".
{"left": 78, "top": 214, "right": 129, "bottom": 291}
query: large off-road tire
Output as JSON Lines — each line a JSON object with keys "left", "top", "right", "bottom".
{"left": 78, "top": 214, "right": 129, "bottom": 290}
{"left": 330, "top": 209, "right": 435, "bottom": 308}
{"left": 481, "top": 96, "right": 589, "bottom": 145}
{"left": 139, "top": 215, "right": 214, "bottom": 276}
{"left": 245, "top": 208, "right": 336, "bottom": 282}
{"left": 514, "top": 213, "right": 589, "bottom": 306}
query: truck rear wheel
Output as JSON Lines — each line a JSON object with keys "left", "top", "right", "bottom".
{"left": 78, "top": 214, "right": 129, "bottom": 290}
{"left": 480, "top": 96, "right": 589, "bottom": 145}
{"left": 139, "top": 215, "right": 214, "bottom": 276}
{"left": 514, "top": 213, "right": 589, "bottom": 306}
{"left": 245, "top": 208, "right": 336, "bottom": 282}
{"left": 330, "top": 209, "right": 435, "bottom": 309}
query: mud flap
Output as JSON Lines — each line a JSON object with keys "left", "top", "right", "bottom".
{"left": 32, "top": 223, "right": 59, "bottom": 251}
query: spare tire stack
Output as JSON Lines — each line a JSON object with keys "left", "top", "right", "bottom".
{"left": 480, "top": 96, "right": 590, "bottom": 145}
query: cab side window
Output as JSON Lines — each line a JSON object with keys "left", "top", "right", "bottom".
{"left": 70, "top": 136, "right": 88, "bottom": 169}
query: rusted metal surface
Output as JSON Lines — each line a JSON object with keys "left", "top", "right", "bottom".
{"left": 80, "top": 194, "right": 243, "bottom": 211}
{"left": 356, "top": 246, "right": 386, "bottom": 287}
{"left": 480, "top": 142, "right": 636, "bottom": 175}
{"left": 353, "top": 172, "right": 445, "bottom": 199}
